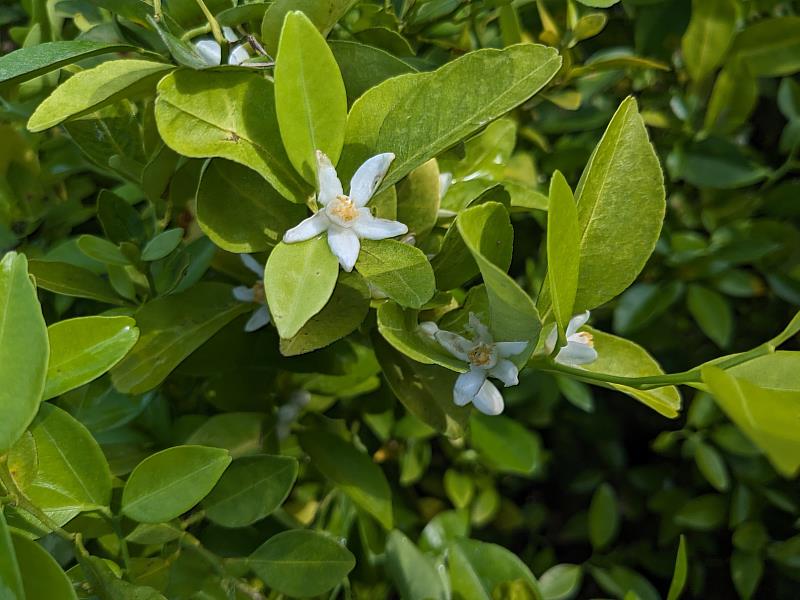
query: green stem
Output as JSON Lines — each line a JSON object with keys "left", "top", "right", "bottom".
{"left": 153, "top": 0, "right": 163, "bottom": 21}
{"left": 193, "top": 0, "right": 226, "bottom": 50}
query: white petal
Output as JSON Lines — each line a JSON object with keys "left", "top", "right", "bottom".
{"left": 495, "top": 341, "right": 528, "bottom": 358}
{"left": 228, "top": 44, "right": 250, "bottom": 65}
{"left": 240, "top": 253, "right": 263, "bottom": 276}
{"left": 566, "top": 310, "right": 591, "bottom": 337}
{"left": 194, "top": 39, "right": 221, "bottom": 66}
{"left": 327, "top": 226, "right": 360, "bottom": 271}
{"left": 454, "top": 368, "right": 486, "bottom": 406}
{"left": 418, "top": 321, "right": 439, "bottom": 340}
{"left": 233, "top": 285, "right": 255, "bottom": 303}
{"left": 472, "top": 380, "right": 505, "bottom": 415}
{"left": 316, "top": 151, "right": 343, "bottom": 206}
{"left": 244, "top": 306, "right": 271, "bottom": 332}
{"left": 489, "top": 359, "right": 519, "bottom": 387}
{"left": 352, "top": 211, "right": 408, "bottom": 240}
{"left": 283, "top": 211, "right": 329, "bottom": 244}
{"left": 434, "top": 330, "right": 472, "bottom": 361}
{"left": 222, "top": 27, "right": 238, "bottom": 43}
{"left": 349, "top": 153, "right": 395, "bottom": 206}
{"left": 544, "top": 323, "right": 558, "bottom": 355}
{"left": 439, "top": 172, "right": 453, "bottom": 199}
{"left": 468, "top": 313, "right": 492, "bottom": 344}
{"left": 555, "top": 341, "right": 598, "bottom": 366}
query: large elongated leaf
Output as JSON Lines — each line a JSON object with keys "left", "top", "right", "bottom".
{"left": 155, "top": 70, "right": 310, "bottom": 203}
{"left": 385, "top": 531, "right": 447, "bottom": 600}
{"left": 546, "top": 171, "right": 580, "bottom": 333}
{"left": 12, "top": 532, "right": 78, "bottom": 600}
{"left": 572, "top": 97, "right": 665, "bottom": 312}
{"left": 0, "top": 252, "right": 49, "bottom": 454}
{"left": 730, "top": 16, "right": 800, "bottom": 77}
{"left": 28, "top": 260, "right": 123, "bottom": 305}
{"left": 260, "top": 0, "right": 358, "bottom": 54}
{"left": 28, "top": 60, "right": 173, "bottom": 132}
{"left": 339, "top": 44, "right": 561, "bottom": 190}
{"left": 0, "top": 509, "right": 24, "bottom": 599}
{"left": 111, "top": 283, "right": 251, "bottom": 393}
{"left": 356, "top": 239, "right": 435, "bottom": 309}
{"left": 681, "top": 0, "right": 737, "bottom": 82}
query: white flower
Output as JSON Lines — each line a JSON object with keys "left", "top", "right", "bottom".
{"left": 276, "top": 390, "right": 310, "bottom": 440}
{"left": 544, "top": 311, "right": 598, "bottom": 367}
{"left": 194, "top": 27, "right": 250, "bottom": 66}
{"left": 232, "top": 254, "right": 271, "bottom": 332}
{"left": 434, "top": 313, "right": 527, "bottom": 416}
{"left": 282, "top": 151, "right": 409, "bottom": 272}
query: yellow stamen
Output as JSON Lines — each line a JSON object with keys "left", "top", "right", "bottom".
{"left": 575, "top": 331, "right": 594, "bottom": 347}
{"left": 468, "top": 344, "right": 493, "bottom": 367}
{"left": 252, "top": 281, "right": 266, "bottom": 304}
{"left": 330, "top": 195, "right": 359, "bottom": 222}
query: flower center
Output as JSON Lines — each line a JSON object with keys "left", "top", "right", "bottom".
{"left": 329, "top": 195, "right": 359, "bottom": 223}
{"left": 468, "top": 343, "right": 496, "bottom": 368}
{"left": 252, "top": 281, "right": 266, "bottom": 304}
{"left": 575, "top": 331, "right": 594, "bottom": 347}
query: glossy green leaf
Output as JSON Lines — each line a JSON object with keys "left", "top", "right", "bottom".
{"left": 299, "top": 430, "right": 393, "bottom": 529}
{"left": 546, "top": 171, "right": 580, "bottom": 332}
{"left": 0, "top": 252, "right": 48, "bottom": 454}
{"left": 275, "top": 11, "right": 347, "bottom": 183}
{"left": 729, "top": 351, "right": 800, "bottom": 391}
{"left": 687, "top": 284, "right": 733, "bottom": 348}
{"left": 75, "top": 553, "right": 167, "bottom": 600}
{"left": 340, "top": 44, "right": 561, "bottom": 191}
{"left": 330, "top": 40, "right": 416, "bottom": 104}
{"left": 76, "top": 235, "right": 129, "bottom": 266}
{"left": 576, "top": 0, "right": 619, "bottom": 6}
{"left": 589, "top": 483, "right": 619, "bottom": 550}
{"left": 0, "top": 508, "right": 24, "bottom": 600}
{"left": 44, "top": 316, "right": 139, "bottom": 400}
{"left": 140, "top": 228, "right": 183, "bottom": 261}
{"left": 386, "top": 530, "right": 447, "bottom": 600}
{"left": 27, "top": 260, "right": 123, "bottom": 305}
{"left": 702, "top": 366, "right": 800, "bottom": 477}
{"left": 730, "top": 17, "right": 800, "bottom": 77}
{"left": 97, "top": 190, "right": 146, "bottom": 245}
{"left": 249, "top": 529, "right": 355, "bottom": 597}
{"left": 0, "top": 40, "right": 133, "bottom": 87}
{"left": 122, "top": 445, "right": 232, "bottom": 523}
{"left": 265, "top": 236, "right": 339, "bottom": 339}
{"left": 704, "top": 62, "right": 758, "bottom": 134}
{"left": 694, "top": 442, "right": 730, "bottom": 492}
{"left": 203, "top": 455, "right": 298, "bottom": 528}
{"left": 12, "top": 532, "right": 78, "bottom": 600}
{"left": 111, "top": 283, "right": 251, "bottom": 394}
{"left": 155, "top": 70, "right": 309, "bottom": 204}
{"left": 681, "top": 0, "right": 737, "bottom": 82}
{"left": 666, "top": 536, "right": 688, "bottom": 600}
{"left": 539, "top": 564, "right": 583, "bottom": 600}
{"left": 356, "top": 239, "right": 435, "bottom": 309}
{"left": 28, "top": 60, "right": 172, "bottom": 132}
{"left": 573, "top": 97, "right": 665, "bottom": 312}
{"left": 196, "top": 159, "right": 307, "bottom": 253}
{"left": 261, "top": 0, "right": 358, "bottom": 54}
{"left": 470, "top": 412, "right": 541, "bottom": 475}
{"left": 396, "top": 159, "right": 441, "bottom": 240}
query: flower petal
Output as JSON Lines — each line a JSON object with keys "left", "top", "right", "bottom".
{"left": 468, "top": 313, "right": 492, "bottom": 344}
{"left": 222, "top": 27, "right": 239, "bottom": 43}
{"left": 283, "top": 211, "right": 329, "bottom": 243}
{"left": 472, "top": 380, "right": 505, "bottom": 415}
{"left": 566, "top": 310, "right": 591, "bottom": 337}
{"left": 327, "top": 226, "right": 360, "bottom": 271}
{"left": 228, "top": 44, "right": 250, "bottom": 65}
{"left": 244, "top": 306, "right": 271, "bottom": 332}
{"left": 349, "top": 153, "right": 395, "bottom": 206}
{"left": 454, "top": 367, "right": 486, "bottom": 406}
{"left": 489, "top": 359, "right": 519, "bottom": 387}
{"left": 240, "top": 253, "right": 263, "bottom": 276}
{"left": 439, "top": 172, "right": 453, "bottom": 199}
{"left": 418, "top": 321, "right": 439, "bottom": 340}
{"left": 316, "top": 150, "right": 343, "bottom": 205}
{"left": 233, "top": 285, "right": 255, "bottom": 303}
{"left": 434, "top": 330, "right": 472, "bottom": 361}
{"left": 495, "top": 341, "right": 528, "bottom": 358}
{"left": 194, "top": 39, "right": 221, "bottom": 66}
{"left": 555, "top": 340, "right": 598, "bottom": 366}
{"left": 352, "top": 211, "right": 408, "bottom": 240}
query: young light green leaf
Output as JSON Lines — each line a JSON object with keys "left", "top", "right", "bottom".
{"left": 666, "top": 535, "right": 688, "bottom": 600}
{"left": 547, "top": 171, "right": 580, "bottom": 332}
{"left": 681, "top": 0, "right": 737, "bottom": 82}
{"left": 695, "top": 441, "right": 730, "bottom": 492}
{"left": 141, "top": 228, "right": 183, "bottom": 261}
{"left": 44, "top": 316, "right": 139, "bottom": 400}
{"left": 396, "top": 159, "right": 441, "bottom": 240}
{"left": 275, "top": 10, "right": 347, "bottom": 183}
{"left": 728, "top": 351, "right": 800, "bottom": 392}
{"left": 265, "top": 236, "right": 340, "bottom": 338}
{"left": 539, "top": 564, "right": 583, "bottom": 600}
{"left": 355, "top": 239, "right": 435, "bottom": 309}
{"left": 385, "top": 530, "right": 447, "bottom": 600}
{"left": 0, "top": 252, "right": 49, "bottom": 454}
{"left": 589, "top": 483, "right": 619, "bottom": 550}
{"left": 12, "top": 532, "right": 78, "bottom": 600}
{"left": 122, "top": 445, "right": 232, "bottom": 523}
{"left": 28, "top": 60, "right": 173, "bottom": 132}
{"left": 249, "top": 529, "right": 355, "bottom": 597}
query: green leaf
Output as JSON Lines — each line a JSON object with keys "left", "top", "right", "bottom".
{"left": 44, "top": 316, "right": 139, "bottom": 400}
{"left": 681, "top": 0, "right": 737, "bottom": 82}
{"left": 576, "top": 0, "right": 619, "bottom": 7}
{"left": 572, "top": 97, "right": 665, "bottom": 312}
{"left": 546, "top": 171, "right": 580, "bottom": 332}
{"left": 299, "top": 430, "right": 393, "bottom": 529}
{"left": 28, "top": 60, "right": 173, "bottom": 132}
{"left": 0, "top": 508, "right": 24, "bottom": 600}
{"left": 448, "top": 537, "right": 542, "bottom": 600}
{"left": 185, "top": 412, "right": 268, "bottom": 458}
{"left": 539, "top": 564, "right": 583, "bottom": 600}
{"left": 75, "top": 554, "right": 167, "bottom": 600}
{"left": 279, "top": 270, "right": 370, "bottom": 356}
{"left": 695, "top": 441, "right": 730, "bottom": 492}
{"left": 355, "top": 239, "right": 435, "bottom": 309}
{"left": 731, "top": 551, "right": 763, "bottom": 600}
{"left": 0, "top": 252, "right": 48, "bottom": 454}
{"left": 729, "top": 351, "right": 800, "bottom": 391}
{"left": 275, "top": 11, "right": 347, "bottom": 183}
{"left": 76, "top": 235, "right": 129, "bottom": 266}
{"left": 470, "top": 412, "right": 541, "bottom": 475}
{"left": 140, "top": 229, "right": 183, "bottom": 261}
{"left": 666, "top": 536, "right": 688, "bottom": 600}
{"left": 265, "top": 237, "right": 339, "bottom": 339}
{"left": 687, "top": 284, "right": 733, "bottom": 348}
{"left": 27, "top": 260, "right": 123, "bottom": 305}
{"left": 581, "top": 327, "right": 682, "bottom": 418}
{"left": 155, "top": 70, "right": 310, "bottom": 204}
{"left": 122, "top": 445, "right": 232, "bottom": 523}
{"left": 730, "top": 16, "right": 800, "bottom": 77}
{"left": 340, "top": 44, "right": 561, "bottom": 191}
{"left": 674, "top": 494, "right": 726, "bottom": 531}
{"left": 396, "top": 159, "right": 441, "bottom": 240}
{"left": 589, "top": 483, "right": 619, "bottom": 550}
{"left": 196, "top": 159, "right": 307, "bottom": 253}
{"left": 385, "top": 530, "right": 447, "bottom": 600}
{"left": 702, "top": 366, "right": 800, "bottom": 477}
{"left": 444, "top": 470, "right": 475, "bottom": 509}
{"left": 260, "top": 0, "right": 358, "bottom": 55}
{"left": 329, "top": 40, "right": 416, "bottom": 104}
{"left": 0, "top": 40, "right": 133, "bottom": 87}
{"left": 97, "top": 190, "right": 147, "bottom": 245}
{"left": 12, "top": 532, "right": 78, "bottom": 600}
{"left": 457, "top": 203, "right": 540, "bottom": 360}
{"left": 111, "top": 283, "right": 251, "bottom": 394}
{"left": 704, "top": 62, "right": 758, "bottom": 134}
{"left": 249, "top": 529, "right": 355, "bottom": 597}
{"left": 203, "top": 455, "right": 298, "bottom": 528}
